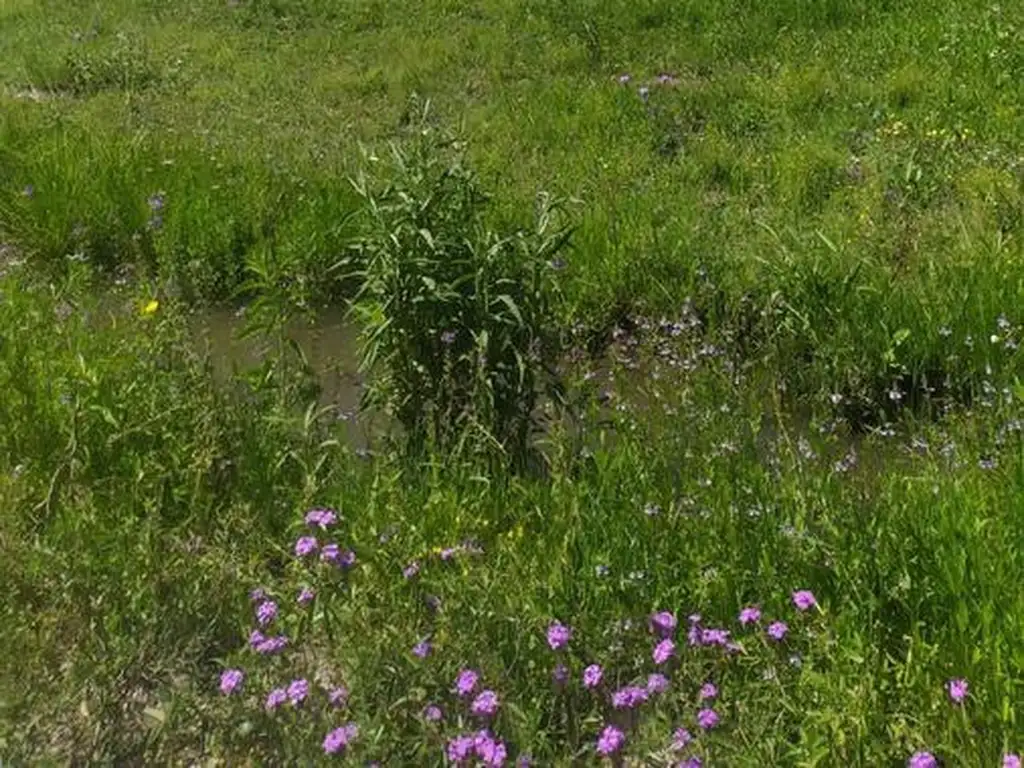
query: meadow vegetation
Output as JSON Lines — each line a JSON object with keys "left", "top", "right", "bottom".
{"left": 0, "top": 0, "right": 1022, "bottom": 764}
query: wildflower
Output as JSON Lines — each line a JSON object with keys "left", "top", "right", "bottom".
{"left": 1004, "top": 754, "right": 1021, "bottom": 768}
{"left": 671, "top": 727, "right": 692, "bottom": 750}
{"left": 947, "top": 678, "right": 968, "bottom": 703}
{"left": 699, "top": 682, "right": 718, "bottom": 700}
{"left": 552, "top": 663, "right": 569, "bottom": 685}
{"left": 477, "top": 736, "right": 507, "bottom": 767}
{"left": 255, "top": 600, "right": 277, "bottom": 626}
{"left": 471, "top": 690, "right": 500, "bottom": 716}
{"left": 321, "top": 543, "right": 340, "bottom": 563}
{"left": 700, "top": 628, "right": 730, "bottom": 646}
{"left": 596, "top": 724, "right": 625, "bottom": 756}
{"left": 403, "top": 561, "right": 421, "bottom": 579}
{"left": 328, "top": 686, "right": 348, "bottom": 707}
{"left": 440, "top": 547, "right": 459, "bottom": 561}
{"left": 248, "top": 629, "right": 265, "bottom": 649}
{"left": 653, "top": 638, "right": 676, "bottom": 664}
{"left": 907, "top": 752, "right": 937, "bottom": 768}
{"left": 583, "top": 664, "right": 603, "bottom": 689}
{"left": 687, "top": 624, "right": 702, "bottom": 646}
{"left": 219, "top": 669, "right": 243, "bottom": 695}
{"left": 644, "top": 502, "right": 662, "bottom": 517}
{"left": 516, "top": 755, "right": 533, "bottom": 767}
{"left": 611, "top": 685, "right": 648, "bottom": 709}
{"left": 454, "top": 669, "right": 480, "bottom": 696}
{"left": 297, "top": 587, "right": 315, "bottom": 605}
{"left": 647, "top": 673, "right": 670, "bottom": 694}
{"left": 547, "top": 621, "right": 571, "bottom": 650}
{"left": 617, "top": 73, "right": 631, "bottom": 84}
{"left": 440, "top": 330, "right": 457, "bottom": 346}
{"left": 249, "top": 587, "right": 266, "bottom": 602}
{"left": 412, "top": 639, "right": 432, "bottom": 658}
{"left": 147, "top": 193, "right": 165, "bottom": 211}
{"left": 696, "top": 708, "right": 719, "bottom": 730}
{"left": 338, "top": 549, "right": 357, "bottom": 568}
{"left": 767, "top": 621, "right": 788, "bottom": 641}
{"left": 638, "top": 85, "right": 650, "bottom": 101}
{"left": 447, "top": 734, "right": 475, "bottom": 763}
{"left": 323, "top": 723, "right": 358, "bottom": 755}
{"left": 739, "top": 605, "right": 761, "bottom": 625}
{"left": 680, "top": 759, "right": 703, "bottom": 768}
{"left": 255, "top": 635, "right": 288, "bottom": 655}
{"left": 425, "top": 594, "right": 442, "bottom": 612}
{"left": 305, "top": 508, "right": 338, "bottom": 528}
{"left": 423, "top": 704, "right": 443, "bottom": 722}
{"left": 287, "top": 678, "right": 309, "bottom": 705}
{"left": 650, "top": 611, "right": 677, "bottom": 636}
{"left": 265, "top": 688, "right": 287, "bottom": 711}
{"left": 295, "top": 536, "right": 318, "bottom": 557}
{"left": 792, "top": 590, "right": 817, "bottom": 611}
{"left": 140, "top": 299, "right": 159, "bottom": 316}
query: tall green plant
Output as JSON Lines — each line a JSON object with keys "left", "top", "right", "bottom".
{"left": 344, "top": 125, "right": 573, "bottom": 464}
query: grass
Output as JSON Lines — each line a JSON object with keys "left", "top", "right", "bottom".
{"left": 0, "top": 0, "right": 1022, "bottom": 764}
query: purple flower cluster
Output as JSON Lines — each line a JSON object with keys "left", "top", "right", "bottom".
{"left": 547, "top": 621, "right": 572, "bottom": 650}
{"left": 323, "top": 722, "right": 358, "bottom": 755}
{"left": 446, "top": 730, "right": 508, "bottom": 766}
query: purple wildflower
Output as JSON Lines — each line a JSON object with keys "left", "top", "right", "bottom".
{"left": 671, "top": 727, "right": 692, "bottom": 750}
{"left": 1004, "top": 754, "right": 1021, "bottom": 768}
{"left": 255, "top": 600, "right": 277, "bottom": 626}
{"left": 653, "top": 638, "right": 676, "bottom": 664}
{"left": 687, "top": 624, "right": 702, "bottom": 646}
{"left": 471, "top": 690, "right": 500, "bottom": 716}
{"left": 767, "top": 621, "right": 788, "bottom": 641}
{"left": 440, "top": 547, "right": 459, "bottom": 561}
{"left": 219, "top": 669, "right": 243, "bottom": 695}
{"left": 147, "top": 193, "right": 165, "bottom": 212}
{"left": 328, "top": 686, "right": 348, "bottom": 707}
{"left": 552, "top": 663, "right": 569, "bottom": 685}
{"left": 907, "top": 752, "right": 937, "bottom": 768}
{"left": 611, "top": 685, "right": 648, "bottom": 709}
{"left": 297, "top": 587, "right": 315, "bottom": 605}
{"left": 412, "top": 639, "right": 432, "bottom": 658}
{"left": 547, "top": 621, "right": 571, "bottom": 650}
{"left": 440, "top": 329, "right": 458, "bottom": 346}
{"left": 696, "top": 708, "right": 720, "bottom": 730}
{"left": 265, "top": 688, "right": 287, "bottom": 711}
{"left": 583, "top": 664, "right": 603, "bottom": 689}
{"left": 454, "top": 669, "right": 480, "bottom": 696}
{"left": 739, "top": 605, "right": 762, "bottom": 625}
{"left": 700, "top": 628, "right": 730, "bottom": 646}
{"left": 403, "top": 561, "right": 421, "bottom": 579}
{"left": 249, "top": 587, "right": 266, "bottom": 602}
{"left": 423, "top": 704, "right": 443, "bottom": 722}
{"left": 699, "top": 682, "right": 718, "bottom": 700}
{"left": 248, "top": 629, "right": 264, "bottom": 649}
{"left": 516, "top": 755, "right": 533, "bottom": 767}
{"left": 680, "top": 759, "right": 703, "bottom": 768}
{"left": 320, "top": 543, "right": 340, "bottom": 563}
{"left": 339, "top": 549, "right": 357, "bottom": 568}
{"left": 323, "top": 723, "right": 358, "bottom": 755}
{"left": 947, "top": 678, "right": 968, "bottom": 703}
{"left": 792, "top": 590, "right": 817, "bottom": 611}
{"left": 255, "top": 635, "right": 288, "bottom": 655}
{"left": 447, "top": 735, "right": 475, "bottom": 764}
{"left": 647, "top": 673, "right": 670, "bottom": 694}
{"left": 287, "top": 678, "right": 309, "bottom": 705}
{"left": 305, "top": 508, "right": 338, "bottom": 528}
{"left": 650, "top": 611, "right": 677, "bottom": 636}
{"left": 478, "top": 738, "right": 507, "bottom": 767}
{"left": 295, "top": 536, "right": 318, "bottom": 557}
{"left": 596, "top": 725, "right": 625, "bottom": 756}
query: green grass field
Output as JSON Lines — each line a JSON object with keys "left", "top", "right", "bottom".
{"left": 0, "top": 0, "right": 1022, "bottom": 764}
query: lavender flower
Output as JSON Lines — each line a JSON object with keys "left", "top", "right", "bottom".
{"left": 547, "top": 621, "right": 571, "bottom": 650}
{"left": 255, "top": 600, "right": 277, "bottom": 626}
{"left": 248, "top": 587, "right": 266, "bottom": 602}
{"left": 403, "top": 561, "right": 421, "bottom": 579}
{"left": 295, "top": 536, "right": 318, "bottom": 557}
{"left": 471, "top": 690, "right": 500, "bottom": 716}
{"left": 700, "top": 628, "right": 730, "bottom": 646}
{"left": 739, "top": 605, "right": 762, "bottom": 625}
{"left": 323, "top": 723, "right": 358, "bottom": 755}
{"left": 1003, "top": 754, "right": 1021, "bottom": 768}
{"left": 611, "top": 685, "right": 648, "bottom": 709}
{"left": 265, "top": 688, "right": 287, "bottom": 711}
{"left": 328, "top": 686, "right": 349, "bottom": 707}
{"left": 447, "top": 734, "right": 475, "bottom": 763}
{"left": 412, "top": 639, "right": 432, "bottom": 658}
{"left": 583, "top": 664, "right": 603, "bottom": 689}
{"left": 947, "top": 678, "right": 968, "bottom": 703}
{"left": 320, "top": 543, "right": 340, "bottom": 563}
{"left": 699, "top": 682, "right": 718, "bottom": 700}
{"left": 248, "top": 629, "right": 265, "bottom": 649}
{"left": 653, "top": 638, "right": 676, "bottom": 664}
{"left": 219, "top": 669, "right": 243, "bottom": 695}
{"left": 671, "top": 727, "right": 692, "bottom": 750}
{"left": 792, "top": 590, "right": 817, "bottom": 611}
{"left": 596, "top": 725, "right": 625, "bottom": 756}
{"left": 907, "top": 752, "right": 937, "bottom": 768}
{"left": 477, "top": 735, "right": 507, "bottom": 767}
{"left": 305, "top": 508, "right": 338, "bottom": 528}
{"left": 767, "top": 621, "right": 788, "bottom": 641}
{"left": 423, "top": 704, "right": 443, "bottom": 722}
{"left": 454, "top": 669, "right": 480, "bottom": 696}
{"left": 255, "top": 635, "right": 288, "bottom": 655}
{"left": 287, "top": 678, "right": 309, "bottom": 705}
{"left": 646, "top": 673, "right": 670, "bottom": 694}
{"left": 696, "top": 708, "right": 719, "bottom": 730}
{"left": 680, "top": 759, "right": 703, "bottom": 768}
{"left": 338, "top": 549, "right": 357, "bottom": 568}
{"left": 650, "top": 611, "right": 677, "bottom": 636}
{"left": 297, "top": 587, "right": 315, "bottom": 605}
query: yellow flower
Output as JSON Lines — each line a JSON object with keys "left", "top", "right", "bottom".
{"left": 141, "top": 299, "right": 159, "bottom": 316}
